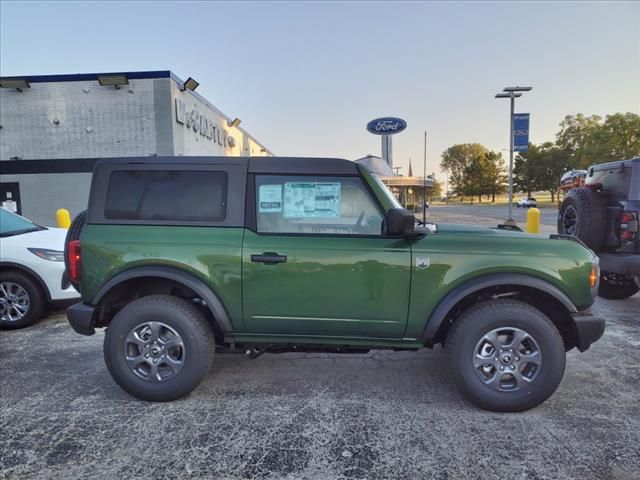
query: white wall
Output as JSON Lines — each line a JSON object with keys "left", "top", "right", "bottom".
{"left": 170, "top": 82, "right": 270, "bottom": 157}
{"left": 0, "top": 79, "right": 159, "bottom": 160}
{"left": 0, "top": 172, "right": 92, "bottom": 226}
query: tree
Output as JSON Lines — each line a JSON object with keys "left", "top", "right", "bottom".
{"left": 556, "top": 113, "right": 640, "bottom": 168}
{"left": 590, "top": 113, "right": 640, "bottom": 162}
{"left": 431, "top": 179, "right": 443, "bottom": 199}
{"left": 484, "top": 151, "right": 508, "bottom": 202}
{"left": 515, "top": 142, "right": 572, "bottom": 202}
{"left": 556, "top": 114, "right": 602, "bottom": 168}
{"left": 514, "top": 144, "right": 540, "bottom": 197}
{"left": 440, "top": 144, "right": 489, "bottom": 198}
{"left": 534, "top": 142, "right": 571, "bottom": 203}
{"left": 462, "top": 154, "right": 493, "bottom": 203}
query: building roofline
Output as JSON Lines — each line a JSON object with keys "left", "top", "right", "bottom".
{"left": 0, "top": 70, "right": 173, "bottom": 83}
{"left": 0, "top": 70, "right": 275, "bottom": 156}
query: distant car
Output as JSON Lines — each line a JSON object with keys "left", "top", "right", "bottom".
{"left": 517, "top": 197, "right": 537, "bottom": 208}
{"left": 560, "top": 170, "right": 587, "bottom": 193}
{"left": 0, "top": 208, "right": 79, "bottom": 329}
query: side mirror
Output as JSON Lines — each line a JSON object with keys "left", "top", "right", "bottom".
{"left": 386, "top": 208, "right": 422, "bottom": 238}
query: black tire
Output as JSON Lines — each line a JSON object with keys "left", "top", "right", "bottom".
{"left": 104, "top": 295, "right": 214, "bottom": 401}
{"left": 64, "top": 210, "right": 87, "bottom": 290}
{"left": 598, "top": 272, "right": 640, "bottom": 299}
{"left": 445, "top": 299, "right": 566, "bottom": 412}
{"left": 0, "top": 271, "right": 46, "bottom": 329}
{"left": 557, "top": 188, "right": 606, "bottom": 251}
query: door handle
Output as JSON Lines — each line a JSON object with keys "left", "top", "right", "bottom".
{"left": 251, "top": 252, "right": 288, "bottom": 264}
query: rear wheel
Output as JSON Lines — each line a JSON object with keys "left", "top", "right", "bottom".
{"left": 0, "top": 271, "right": 45, "bottom": 329}
{"left": 598, "top": 272, "right": 640, "bottom": 299}
{"left": 445, "top": 299, "right": 566, "bottom": 412}
{"left": 104, "top": 295, "right": 215, "bottom": 401}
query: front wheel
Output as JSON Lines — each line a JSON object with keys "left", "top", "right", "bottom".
{"left": 104, "top": 295, "right": 215, "bottom": 401}
{"left": 445, "top": 299, "right": 566, "bottom": 412}
{"left": 598, "top": 272, "right": 640, "bottom": 299}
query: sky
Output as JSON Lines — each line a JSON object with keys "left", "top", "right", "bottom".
{"left": 1, "top": 0, "right": 639, "bottom": 178}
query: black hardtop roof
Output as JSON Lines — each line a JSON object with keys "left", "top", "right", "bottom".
{"left": 94, "top": 156, "right": 359, "bottom": 175}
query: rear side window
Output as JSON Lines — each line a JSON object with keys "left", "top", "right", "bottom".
{"left": 104, "top": 170, "right": 227, "bottom": 222}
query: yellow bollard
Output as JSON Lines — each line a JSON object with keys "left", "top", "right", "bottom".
{"left": 56, "top": 208, "right": 71, "bottom": 229}
{"left": 526, "top": 207, "right": 540, "bottom": 234}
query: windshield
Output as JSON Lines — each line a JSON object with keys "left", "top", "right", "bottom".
{"left": 369, "top": 173, "right": 403, "bottom": 209}
{"left": 0, "top": 208, "right": 43, "bottom": 237}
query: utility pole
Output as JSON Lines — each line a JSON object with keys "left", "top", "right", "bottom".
{"left": 423, "top": 130, "right": 428, "bottom": 222}
{"left": 495, "top": 86, "right": 532, "bottom": 224}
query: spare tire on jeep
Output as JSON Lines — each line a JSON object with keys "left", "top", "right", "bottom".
{"left": 64, "top": 210, "right": 87, "bottom": 290}
{"left": 557, "top": 187, "right": 606, "bottom": 251}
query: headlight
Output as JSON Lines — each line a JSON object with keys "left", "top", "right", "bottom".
{"left": 27, "top": 248, "right": 65, "bottom": 262}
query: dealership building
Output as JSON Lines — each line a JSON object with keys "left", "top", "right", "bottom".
{"left": 0, "top": 70, "right": 272, "bottom": 224}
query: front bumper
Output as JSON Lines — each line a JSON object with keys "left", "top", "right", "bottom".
{"left": 571, "top": 309, "right": 605, "bottom": 352}
{"left": 598, "top": 252, "right": 640, "bottom": 277}
{"left": 67, "top": 302, "right": 96, "bottom": 336}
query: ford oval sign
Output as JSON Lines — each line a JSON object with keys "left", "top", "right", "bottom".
{"left": 366, "top": 117, "right": 407, "bottom": 135}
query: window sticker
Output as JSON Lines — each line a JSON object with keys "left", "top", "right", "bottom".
{"left": 258, "top": 184, "right": 283, "bottom": 212}
{"left": 283, "top": 182, "right": 341, "bottom": 218}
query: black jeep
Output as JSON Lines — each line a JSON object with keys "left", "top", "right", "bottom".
{"left": 558, "top": 157, "right": 640, "bottom": 299}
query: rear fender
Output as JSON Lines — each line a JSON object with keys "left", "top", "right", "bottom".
{"left": 93, "top": 266, "right": 232, "bottom": 332}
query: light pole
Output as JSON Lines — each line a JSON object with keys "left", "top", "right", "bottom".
{"left": 495, "top": 86, "right": 532, "bottom": 224}
{"left": 423, "top": 130, "right": 428, "bottom": 222}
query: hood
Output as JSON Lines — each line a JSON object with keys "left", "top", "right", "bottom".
{"left": 432, "top": 223, "right": 541, "bottom": 239}
{"left": 1, "top": 227, "right": 68, "bottom": 250}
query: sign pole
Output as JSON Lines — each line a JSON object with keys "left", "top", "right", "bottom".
{"left": 381, "top": 134, "right": 393, "bottom": 168}
{"left": 423, "top": 130, "right": 427, "bottom": 222}
{"left": 508, "top": 93, "right": 515, "bottom": 224}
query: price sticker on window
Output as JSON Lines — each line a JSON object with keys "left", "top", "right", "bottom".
{"left": 258, "top": 184, "right": 283, "bottom": 212}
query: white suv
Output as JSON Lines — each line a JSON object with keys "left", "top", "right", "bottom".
{"left": 517, "top": 197, "right": 537, "bottom": 208}
{"left": 0, "top": 208, "right": 79, "bottom": 329}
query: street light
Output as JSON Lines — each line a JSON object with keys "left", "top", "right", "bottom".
{"left": 495, "top": 86, "right": 532, "bottom": 224}
{"left": 97, "top": 75, "right": 128, "bottom": 89}
{"left": 183, "top": 77, "right": 200, "bottom": 92}
{"left": 0, "top": 78, "right": 30, "bottom": 92}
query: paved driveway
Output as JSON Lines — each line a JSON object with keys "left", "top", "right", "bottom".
{"left": 1, "top": 294, "right": 639, "bottom": 480}
{"left": 425, "top": 204, "right": 559, "bottom": 234}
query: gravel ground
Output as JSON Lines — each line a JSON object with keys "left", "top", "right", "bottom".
{"left": 1, "top": 294, "right": 639, "bottom": 480}
{"left": 1, "top": 205, "right": 638, "bottom": 480}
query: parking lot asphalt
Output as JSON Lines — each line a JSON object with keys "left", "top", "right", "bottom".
{"left": 425, "top": 204, "right": 558, "bottom": 234}
{"left": 1, "top": 293, "right": 639, "bottom": 480}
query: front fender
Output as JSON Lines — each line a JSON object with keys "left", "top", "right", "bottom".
{"left": 420, "top": 273, "right": 578, "bottom": 343}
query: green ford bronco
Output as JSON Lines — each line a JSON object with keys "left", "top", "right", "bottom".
{"left": 66, "top": 156, "right": 605, "bottom": 411}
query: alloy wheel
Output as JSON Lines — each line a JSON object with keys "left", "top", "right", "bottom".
{"left": 0, "top": 282, "right": 31, "bottom": 322}
{"left": 124, "top": 321, "right": 185, "bottom": 382}
{"left": 473, "top": 327, "right": 542, "bottom": 392}
{"left": 562, "top": 205, "right": 578, "bottom": 235}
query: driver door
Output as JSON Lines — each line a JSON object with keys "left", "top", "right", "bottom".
{"left": 241, "top": 174, "right": 412, "bottom": 338}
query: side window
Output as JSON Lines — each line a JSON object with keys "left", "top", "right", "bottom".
{"left": 255, "top": 175, "right": 384, "bottom": 235}
{"left": 105, "top": 170, "right": 227, "bottom": 222}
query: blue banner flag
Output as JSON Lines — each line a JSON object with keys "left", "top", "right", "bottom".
{"left": 513, "top": 113, "right": 530, "bottom": 152}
